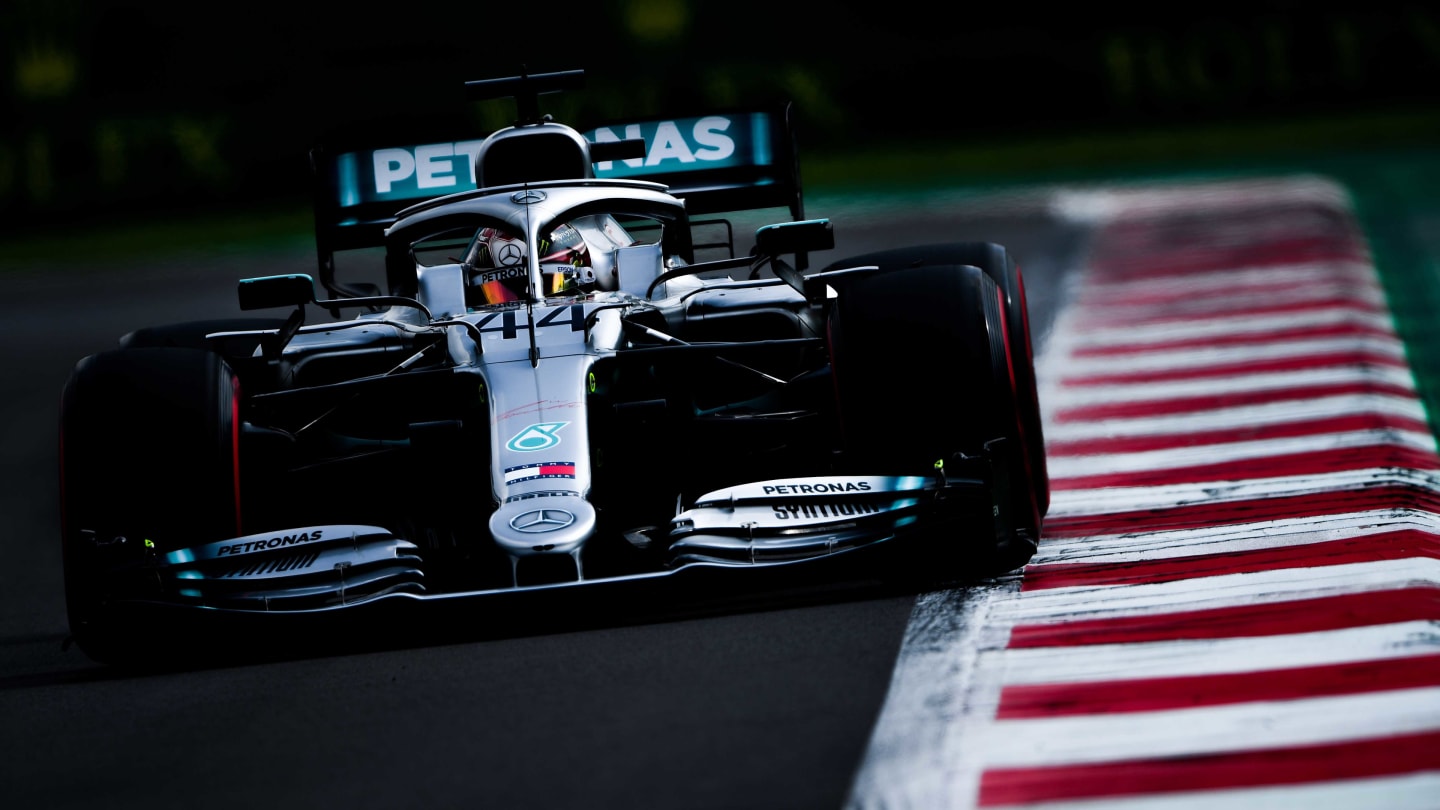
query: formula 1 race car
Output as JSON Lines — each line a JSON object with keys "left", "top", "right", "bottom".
{"left": 59, "top": 70, "right": 1047, "bottom": 663}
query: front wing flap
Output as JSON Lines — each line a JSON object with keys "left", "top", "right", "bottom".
{"left": 150, "top": 525, "right": 425, "bottom": 610}
{"left": 668, "top": 471, "right": 986, "bottom": 565}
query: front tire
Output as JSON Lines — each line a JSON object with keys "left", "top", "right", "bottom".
{"left": 60, "top": 347, "right": 242, "bottom": 662}
{"left": 823, "top": 242, "right": 1048, "bottom": 514}
{"left": 826, "top": 264, "right": 1040, "bottom": 578}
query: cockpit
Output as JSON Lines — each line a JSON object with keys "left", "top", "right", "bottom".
{"left": 462, "top": 213, "right": 640, "bottom": 306}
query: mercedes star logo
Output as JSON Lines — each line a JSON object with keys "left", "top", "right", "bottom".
{"left": 509, "top": 508, "right": 576, "bottom": 533}
{"left": 497, "top": 243, "right": 525, "bottom": 266}
{"left": 511, "top": 190, "right": 547, "bottom": 204}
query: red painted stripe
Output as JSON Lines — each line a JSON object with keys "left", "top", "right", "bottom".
{"left": 1061, "top": 348, "right": 1408, "bottom": 387}
{"left": 1089, "top": 246, "right": 1367, "bottom": 268}
{"left": 1073, "top": 297, "right": 1386, "bottom": 330}
{"left": 1078, "top": 281, "right": 1377, "bottom": 309}
{"left": 1079, "top": 286, "right": 1378, "bottom": 315}
{"left": 977, "top": 729, "right": 1440, "bottom": 806}
{"left": 1051, "top": 445, "right": 1440, "bottom": 492}
{"left": 1072, "top": 321, "right": 1394, "bottom": 357}
{"left": 1084, "top": 254, "right": 1370, "bottom": 281}
{"left": 1086, "top": 241, "right": 1367, "bottom": 280}
{"left": 995, "top": 654, "right": 1440, "bottom": 720}
{"left": 1021, "top": 529, "right": 1440, "bottom": 592}
{"left": 1007, "top": 588, "right": 1440, "bottom": 648}
{"left": 1052, "top": 381, "right": 1418, "bottom": 423}
{"left": 1092, "top": 203, "right": 1356, "bottom": 233}
{"left": 1047, "top": 412, "right": 1432, "bottom": 456}
{"left": 1043, "top": 487, "right": 1440, "bottom": 539}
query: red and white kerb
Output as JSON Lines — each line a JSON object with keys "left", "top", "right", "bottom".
{"left": 850, "top": 177, "right": 1440, "bottom": 809}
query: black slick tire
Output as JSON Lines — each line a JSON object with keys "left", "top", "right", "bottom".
{"left": 826, "top": 264, "right": 1040, "bottom": 577}
{"left": 59, "top": 347, "right": 242, "bottom": 663}
{"left": 823, "top": 242, "right": 1049, "bottom": 515}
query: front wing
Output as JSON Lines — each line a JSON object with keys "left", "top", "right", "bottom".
{"left": 93, "top": 468, "right": 997, "bottom": 606}
{"left": 73, "top": 467, "right": 1007, "bottom": 660}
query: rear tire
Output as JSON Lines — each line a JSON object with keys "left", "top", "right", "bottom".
{"left": 60, "top": 347, "right": 242, "bottom": 662}
{"left": 826, "top": 264, "right": 1040, "bottom": 578}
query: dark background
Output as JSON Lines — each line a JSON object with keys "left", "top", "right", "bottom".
{"left": 3, "top": 0, "right": 1439, "bottom": 233}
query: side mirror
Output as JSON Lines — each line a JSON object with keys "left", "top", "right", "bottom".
{"left": 238, "top": 274, "right": 317, "bottom": 311}
{"left": 754, "top": 219, "right": 833, "bottom": 258}
{"left": 614, "top": 243, "right": 664, "bottom": 298}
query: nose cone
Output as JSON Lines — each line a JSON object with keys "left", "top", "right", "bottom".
{"left": 489, "top": 496, "right": 596, "bottom": 556}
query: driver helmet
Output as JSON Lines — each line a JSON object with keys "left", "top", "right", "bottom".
{"left": 468, "top": 224, "right": 595, "bottom": 304}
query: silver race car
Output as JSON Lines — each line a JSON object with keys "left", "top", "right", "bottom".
{"left": 59, "top": 70, "right": 1047, "bottom": 663}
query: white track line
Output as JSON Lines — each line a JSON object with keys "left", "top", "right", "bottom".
{"left": 1054, "top": 336, "right": 1406, "bottom": 379}
{"left": 992, "top": 559, "right": 1440, "bottom": 627}
{"left": 1045, "top": 393, "right": 1426, "bottom": 442}
{"left": 1039, "top": 367, "right": 1417, "bottom": 410}
{"left": 1067, "top": 308, "right": 1395, "bottom": 351}
{"left": 976, "top": 621, "right": 1440, "bottom": 688}
{"left": 1074, "top": 261, "right": 1378, "bottom": 297}
{"left": 978, "top": 687, "right": 1440, "bottom": 768}
{"left": 1032, "top": 509, "right": 1440, "bottom": 565}
{"left": 1047, "top": 429, "right": 1438, "bottom": 480}
{"left": 1047, "top": 467, "right": 1440, "bottom": 518}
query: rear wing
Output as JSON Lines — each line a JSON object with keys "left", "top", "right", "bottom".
{"left": 310, "top": 104, "right": 803, "bottom": 295}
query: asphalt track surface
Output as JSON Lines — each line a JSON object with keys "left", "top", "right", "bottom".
{"left": 0, "top": 192, "right": 1084, "bottom": 810}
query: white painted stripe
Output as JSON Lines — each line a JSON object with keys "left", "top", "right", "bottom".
{"left": 978, "top": 621, "right": 1440, "bottom": 687}
{"left": 1073, "top": 260, "right": 1378, "bottom": 297}
{"left": 845, "top": 582, "right": 1022, "bottom": 810}
{"left": 1047, "top": 467, "right": 1440, "bottom": 518}
{"left": 1054, "top": 336, "right": 1405, "bottom": 379}
{"left": 1082, "top": 273, "right": 1382, "bottom": 308}
{"left": 1047, "top": 429, "right": 1438, "bottom": 480}
{"left": 1075, "top": 284, "right": 1388, "bottom": 323}
{"left": 977, "top": 687, "right": 1440, "bottom": 768}
{"left": 1045, "top": 393, "right": 1426, "bottom": 442}
{"left": 988, "top": 772, "right": 1440, "bottom": 810}
{"left": 1032, "top": 508, "right": 1440, "bottom": 565}
{"left": 991, "top": 559, "right": 1440, "bottom": 626}
{"left": 1038, "top": 366, "right": 1417, "bottom": 409}
{"left": 1049, "top": 178, "right": 1353, "bottom": 223}
{"left": 1067, "top": 308, "right": 1395, "bottom": 350}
